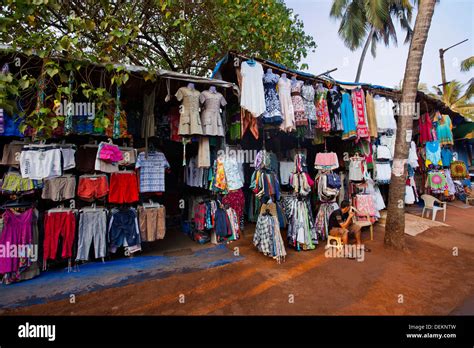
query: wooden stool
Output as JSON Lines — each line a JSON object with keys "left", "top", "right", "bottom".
{"left": 326, "top": 235, "right": 343, "bottom": 251}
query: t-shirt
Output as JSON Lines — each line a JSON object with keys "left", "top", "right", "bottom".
{"left": 135, "top": 151, "right": 170, "bottom": 192}
{"left": 328, "top": 209, "right": 349, "bottom": 230}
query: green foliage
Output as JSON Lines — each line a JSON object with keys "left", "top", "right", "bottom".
{"left": 1, "top": 0, "right": 316, "bottom": 139}
{"left": 330, "top": 0, "right": 413, "bottom": 54}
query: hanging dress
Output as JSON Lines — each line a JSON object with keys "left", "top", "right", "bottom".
{"left": 240, "top": 61, "right": 266, "bottom": 117}
{"left": 340, "top": 92, "right": 357, "bottom": 140}
{"left": 291, "top": 80, "right": 306, "bottom": 126}
{"left": 278, "top": 78, "right": 295, "bottom": 132}
{"left": 425, "top": 140, "right": 442, "bottom": 167}
{"left": 315, "top": 85, "right": 331, "bottom": 132}
{"left": 199, "top": 90, "right": 227, "bottom": 136}
{"left": 175, "top": 86, "right": 203, "bottom": 135}
{"left": 419, "top": 112, "right": 433, "bottom": 144}
{"left": 261, "top": 72, "right": 283, "bottom": 124}
{"left": 327, "top": 87, "right": 343, "bottom": 132}
{"left": 301, "top": 84, "right": 316, "bottom": 124}
{"left": 436, "top": 114, "right": 454, "bottom": 145}
{"left": 365, "top": 92, "right": 378, "bottom": 138}
{"left": 352, "top": 88, "right": 370, "bottom": 140}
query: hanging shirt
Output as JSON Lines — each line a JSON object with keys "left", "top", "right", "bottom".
{"left": 135, "top": 151, "right": 170, "bottom": 192}
{"left": 223, "top": 156, "right": 244, "bottom": 190}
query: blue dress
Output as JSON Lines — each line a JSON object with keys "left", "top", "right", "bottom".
{"left": 261, "top": 72, "right": 283, "bottom": 124}
{"left": 341, "top": 92, "right": 356, "bottom": 140}
{"left": 436, "top": 114, "right": 453, "bottom": 145}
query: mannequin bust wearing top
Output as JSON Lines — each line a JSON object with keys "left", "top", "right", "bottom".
{"left": 281, "top": 73, "right": 288, "bottom": 80}
{"left": 266, "top": 68, "right": 273, "bottom": 74}
{"left": 291, "top": 76, "right": 298, "bottom": 85}
{"left": 187, "top": 83, "right": 195, "bottom": 89}
{"left": 209, "top": 85, "right": 216, "bottom": 93}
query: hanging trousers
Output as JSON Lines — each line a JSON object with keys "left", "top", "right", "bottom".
{"left": 43, "top": 211, "right": 76, "bottom": 261}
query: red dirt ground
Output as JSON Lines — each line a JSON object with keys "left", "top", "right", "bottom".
{"left": 2, "top": 205, "right": 474, "bottom": 316}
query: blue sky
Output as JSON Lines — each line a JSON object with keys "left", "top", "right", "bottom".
{"left": 285, "top": 0, "right": 474, "bottom": 92}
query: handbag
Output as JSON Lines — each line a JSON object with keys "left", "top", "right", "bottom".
{"left": 326, "top": 173, "right": 341, "bottom": 189}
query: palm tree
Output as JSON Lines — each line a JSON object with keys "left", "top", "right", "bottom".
{"left": 384, "top": 0, "right": 437, "bottom": 250}
{"left": 330, "top": 0, "right": 414, "bottom": 83}
{"left": 460, "top": 56, "right": 474, "bottom": 100}
{"left": 431, "top": 81, "right": 474, "bottom": 121}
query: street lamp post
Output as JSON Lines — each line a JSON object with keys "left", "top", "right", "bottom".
{"left": 439, "top": 39, "right": 469, "bottom": 95}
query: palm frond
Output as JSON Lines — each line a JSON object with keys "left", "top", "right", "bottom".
{"left": 338, "top": 1, "right": 368, "bottom": 50}
{"left": 364, "top": 0, "right": 388, "bottom": 30}
{"left": 460, "top": 56, "right": 474, "bottom": 72}
{"left": 330, "top": 0, "right": 351, "bottom": 18}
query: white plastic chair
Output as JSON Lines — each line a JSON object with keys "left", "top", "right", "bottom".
{"left": 421, "top": 194, "right": 447, "bottom": 222}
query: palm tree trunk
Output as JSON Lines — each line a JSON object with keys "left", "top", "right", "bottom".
{"left": 384, "top": 0, "right": 437, "bottom": 250}
{"left": 354, "top": 27, "right": 375, "bottom": 83}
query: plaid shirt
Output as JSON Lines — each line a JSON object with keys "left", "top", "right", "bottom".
{"left": 136, "top": 151, "right": 169, "bottom": 192}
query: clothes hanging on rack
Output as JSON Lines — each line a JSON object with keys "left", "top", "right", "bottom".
{"left": 352, "top": 88, "right": 370, "bottom": 140}
{"left": 175, "top": 86, "right": 204, "bottom": 135}
{"left": 136, "top": 151, "right": 170, "bottom": 193}
{"left": 315, "top": 84, "right": 331, "bottom": 132}
{"left": 77, "top": 174, "right": 109, "bottom": 201}
{"left": 419, "top": 112, "right": 434, "bottom": 144}
{"left": 253, "top": 211, "right": 286, "bottom": 263}
{"left": 42, "top": 175, "right": 76, "bottom": 201}
{"left": 450, "top": 160, "right": 469, "bottom": 180}
{"left": 278, "top": 77, "right": 295, "bottom": 132}
{"left": 240, "top": 60, "right": 266, "bottom": 118}
{"left": 0, "top": 208, "right": 39, "bottom": 284}
{"left": 374, "top": 95, "right": 397, "bottom": 133}
{"left": 314, "top": 202, "right": 339, "bottom": 240}
{"left": 43, "top": 209, "right": 76, "bottom": 263}
{"left": 291, "top": 80, "right": 306, "bottom": 126}
{"left": 327, "top": 87, "right": 343, "bottom": 132}
{"left": 76, "top": 209, "right": 107, "bottom": 261}
{"left": 199, "top": 90, "right": 227, "bottom": 136}
{"left": 108, "top": 207, "right": 141, "bottom": 254}
{"left": 364, "top": 92, "right": 378, "bottom": 138}
{"left": 341, "top": 92, "right": 357, "bottom": 140}
{"left": 138, "top": 205, "right": 166, "bottom": 242}
{"left": 348, "top": 156, "right": 367, "bottom": 182}
{"left": 261, "top": 71, "right": 283, "bottom": 124}
{"left": 425, "top": 141, "right": 442, "bottom": 167}
{"left": 108, "top": 172, "right": 139, "bottom": 203}
{"left": 301, "top": 83, "right": 316, "bottom": 124}
{"left": 436, "top": 113, "right": 453, "bottom": 146}
{"left": 314, "top": 152, "right": 339, "bottom": 170}
{"left": 285, "top": 196, "right": 317, "bottom": 250}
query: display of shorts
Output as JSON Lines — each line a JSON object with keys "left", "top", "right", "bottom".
{"left": 42, "top": 175, "right": 76, "bottom": 201}
{"left": 61, "top": 148, "right": 76, "bottom": 170}
{"left": 0, "top": 142, "right": 25, "bottom": 168}
{"left": 1, "top": 171, "right": 39, "bottom": 193}
{"left": 109, "top": 207, "right": 141, "bottom": 254}
{"left": 94, "top": 156, "right": 119, "bottom": 173}
{"left": 108, "top": 172, "right": 139, "bottom": 204}
{"left": 20, "top": 147, "right": 62, "bottom": 180}
{"left": 138, "top": 205, "right": 166, "bottom": 242}
{"left": 76, "top": 146, "right": 98, "bottom": 173}
{"left": 77, "top": 175, "right": 109, "bottom": 201}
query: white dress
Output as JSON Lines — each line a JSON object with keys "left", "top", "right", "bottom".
{"left": 374, "top": 96, "right": 397, "bottom": 132}
{"left": 278, "top": 78, "right": 295, "bottom": 132}
{"left": 240, "top": 61, "right": 266, "bottom": 117}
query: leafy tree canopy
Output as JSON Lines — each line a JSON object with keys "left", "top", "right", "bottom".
{"left": 1, "top": 0, "right": 317, "bottom": 75}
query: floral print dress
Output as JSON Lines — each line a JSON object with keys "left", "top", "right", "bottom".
{"left": 291, "top": 80, "right": 306, "bottom": 126}
{"left": 315, "top": 85, "right": 331, "bottom": 132}
{"left": 261, "top": 72, "right": 283, "bottom": 125}
{"left": 301, "top": 84, "right": 316, "bottom": 124}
